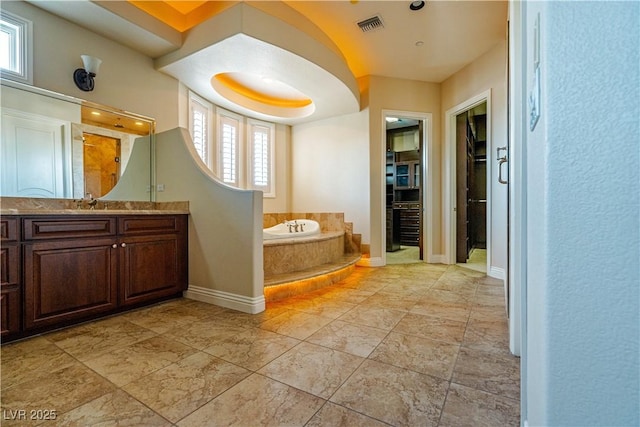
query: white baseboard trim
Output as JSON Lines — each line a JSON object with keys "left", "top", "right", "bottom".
{"left": 427, "top": 254, "right": 447, "bottom": 264}
{"left": 184, "top": 285, "right": 265, "bottom": 314}
{"left": 489, "top": 266, "right": 506, "bottom": 280}
{"left": 357, "top": 256, "right": 384, "bottom": 267}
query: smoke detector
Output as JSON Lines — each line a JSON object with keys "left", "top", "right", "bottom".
{"left": 357, "top": 15, "right": 384, "bottom": 33}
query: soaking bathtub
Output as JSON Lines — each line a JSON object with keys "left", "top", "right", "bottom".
{"left": 263, "top": 219, "right": 320, "bottom": 240}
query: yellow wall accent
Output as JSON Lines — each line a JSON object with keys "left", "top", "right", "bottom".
{"left": 128, "top": 1, "right": 235, "bottom": 32}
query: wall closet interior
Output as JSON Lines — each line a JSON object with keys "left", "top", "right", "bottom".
{"left": 456, "top": 103, "right": 487, "bottom": 263}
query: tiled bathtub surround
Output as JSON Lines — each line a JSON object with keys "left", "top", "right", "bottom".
{"left": 0, "top": 263, "right": 519, "bottom": 426}
{"left": 263, "top": 212, "right": 362, "bottom": 300}
{"left": 0, "top": 197, "right": 189, "bottom": 214}
{"left": 263, "top": 232, "right": 345, "bottom": 276}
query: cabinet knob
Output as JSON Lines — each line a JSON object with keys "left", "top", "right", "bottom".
{"left": 121, "top": 243, "right": 127, "bottom": 248}
{"left": 111, "top": 244, "right": 117, "bottom": 249}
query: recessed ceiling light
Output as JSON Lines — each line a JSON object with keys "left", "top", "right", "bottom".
{"left": 410, "top": 1, "right": 425, "bottom": 11}
{"left": 415, "top": 41, "right": 424, "bottom": 47}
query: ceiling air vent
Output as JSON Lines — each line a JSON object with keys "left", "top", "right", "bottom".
{"left": 357, "top": 15, "right": 384, "bottom": 33}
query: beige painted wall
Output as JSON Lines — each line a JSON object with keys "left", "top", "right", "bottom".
{"left": 3, "top": 1, "right": 180, "bottom": 132}
{"left": 290, "top": 109, "right": 370, "bottom": 241}
{"left": 155, "top": 128, "right": 264, "bottom": 313}
{"left": 366, "top": 75, "right": 442, "bottom": 264}
{"left": 441, "top": 40, "right": 508, "bottom": 275}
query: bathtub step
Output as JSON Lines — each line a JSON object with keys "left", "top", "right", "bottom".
{"left": 264, "top": 253, "right": 361, "bottom": 302}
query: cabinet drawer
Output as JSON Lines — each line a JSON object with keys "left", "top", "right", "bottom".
{"left": 23, "top": 217, "right": 116, "bottom": 240}
{"left": 1, "top": 217, "right": 19, "bottom": 242}
{"left": 119, "top": 215, "right": 185, "bottom": 236}
{"left": 393, "top": 202, "right": 421, "bottom": 209}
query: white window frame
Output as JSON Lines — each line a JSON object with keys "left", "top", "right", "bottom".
{"left": 247, "top": 118, "right": 276, "bottom": 197}
{"left": 188, "top": 91, "right": 213, "bottom": 169}
{"left": 0, "top": 10, "right": 32, "bottom": 84}
{"left": 217, "top": 108, "right": 244, "bottom": 187}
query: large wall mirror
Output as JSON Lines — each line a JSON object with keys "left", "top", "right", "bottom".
{"left": 1, "top": 79, "right": 155, "bottom": 201}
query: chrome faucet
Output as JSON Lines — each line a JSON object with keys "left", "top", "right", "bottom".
{"left": 293, "top": 220, "right": 299, "bottom": 232}
{"left": 88, "top": 198, "right": 98, "bottom": 210}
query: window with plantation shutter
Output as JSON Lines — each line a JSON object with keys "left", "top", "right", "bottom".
{"left": 219, "top": 113, "right": 240, "bottom": 186}
{"left": 248, "top": 119, "right": 274, "bottom": 197}
{"left": 188, "top": 93, "right": 211, "bottom": 167}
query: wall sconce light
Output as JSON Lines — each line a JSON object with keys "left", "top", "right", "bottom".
{"left": 73, "top": 55, "right": 102, "bottom": 91}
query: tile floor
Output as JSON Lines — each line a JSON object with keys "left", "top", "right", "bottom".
{"left": 1, "top": 263, "right": 520, "bottom": 426}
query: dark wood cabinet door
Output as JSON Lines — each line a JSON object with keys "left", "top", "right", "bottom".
{"left": 24, "top": 237, "right": 118, "bottom": 330}
{"left": 1, "top": 216, "right": 22, "bottom": 337}
{"left": 119, "top": 233, "right": 186, "bottom": 306}
{"left": 1, "top": 244, "right": 21, "bottom": 337}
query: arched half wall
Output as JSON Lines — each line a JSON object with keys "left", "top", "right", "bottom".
{"left": 154, "top": 128, "right": 264, "bottom": 313}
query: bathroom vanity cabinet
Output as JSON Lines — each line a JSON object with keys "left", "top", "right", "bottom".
{"left": 1, "top": 214, "right": 188, "bottom": 342}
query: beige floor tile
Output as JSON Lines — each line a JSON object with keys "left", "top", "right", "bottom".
{"left": 51, "top": 389, "right": 171, "bottom": 426}
{"left": 306, "top": 402, "right": 389, "bottom": 427}
{"left": 306, "top": 319, "right": 389, "bottom": 357}
{"left": 162, "top": 320, "right": 247, "bottom": 350}
{"left": 0, "top": 336, "right": 77, "bottom": 390}
{"left": 1, "top": 264, "right": 520, "bottom": 427}
{"left": 330, "top": 359, "right": 448, "bottom": 426}
{"left": 360, "top": 292, "right": 421, "bottom": 311}
{"left": 1, "top": 363, "right": 116, "bottom": 427}
{"left": 439, "top": 383, "right": 520, "bottom": 427}
{"left": 122, "top": 352, "right": 250, "bottom": 423}
{"left": 84, "top": 335, "right": 198, "bottom": 386}
{"left": 462, "top": 318, "right": 510, "bottom": 354}
{"left": 369, "top": 331, "right": 460, "bottom": 380}
{"left": 258, "top": 342, "right": 363, "bottom": 399}
{"left": 213, "top": 305, "right": 292, "bottom": 327}
{"left": 259, "top": 310, "right": 333, "bottom": 339}
{"left": 317, "top": 287, "right": 375, "bottom": 304}
{"left": 452, "top": 346, "right": 520, "bottom": 400}
{"left": 47, "top": 317, "right": 158, "bottom": 361}
{"left": 203, "top": 327, "right": 300, "bottom": 371}
{"left": 338, "top": 305, "right": 406, "bottom": 331}
{"left": 292, "top": 298, "right": 357, "bottom": 319}
{"left": 411, "top": 295, "right": 472, "bottom": 323}
{"left": 394, "top": 313, "right": 467, "bottom": 344}
{"left": 176, "top": 373, "right": 324, "bottom": 427}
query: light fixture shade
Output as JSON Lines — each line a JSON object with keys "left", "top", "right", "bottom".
{"left": 81, "top": 55, "right": 102, "bottom": 75}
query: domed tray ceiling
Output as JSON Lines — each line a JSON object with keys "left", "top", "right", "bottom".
{"left": 211, "top": 72, "right": 315, "bottom": 119}
{"left": 155, "top": 2, "right": 359, "bottom": 125}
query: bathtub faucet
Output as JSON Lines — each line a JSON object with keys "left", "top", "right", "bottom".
{"left": 293, "top": 220, "right": 299, "bottom": 232}
{"left": 284, "top": 220, "right": 294, "bottom": 233}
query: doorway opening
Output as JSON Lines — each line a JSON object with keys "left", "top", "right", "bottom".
{"left": 384, "top": 114, "right": 426, "bottom": 265}
{"left": 445, "top": 90, "right": 492, "bottom": 274}
{"left": 82, "top": 132, "right": 121, "bottom": 198}
{"left": 456, "top": 103, "right": 488, "bottom": 272}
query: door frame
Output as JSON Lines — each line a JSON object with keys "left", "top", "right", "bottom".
{"left": 444, "top": 90, "right": 492, "bottom": 270}
{"left": 380, "top": 109, "right": 433, "bottom": 265}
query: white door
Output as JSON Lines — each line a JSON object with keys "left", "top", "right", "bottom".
{"left": 1, "top": 110, "right": 71, "bottom": 198}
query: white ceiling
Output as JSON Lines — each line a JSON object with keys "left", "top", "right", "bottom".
{"left": 27, "top": 0, "right": 507, "bottom": 123}
{"left": 29, "top": 0, "right": 507, "bottom": 83}
{"left": 285, "top": 0, "right": 508, "bottom": 82}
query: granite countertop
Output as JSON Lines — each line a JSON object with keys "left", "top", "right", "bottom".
{"left": 0, "top": 197, "right": 189, "bottom": 215}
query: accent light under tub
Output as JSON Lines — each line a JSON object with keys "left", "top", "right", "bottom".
{"left": 73, "top": 55, "right": 102, "bottom": 92}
